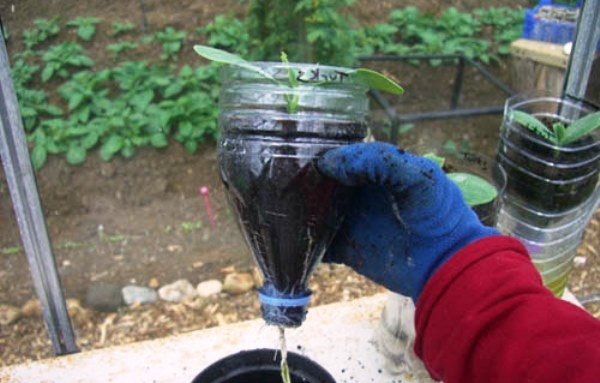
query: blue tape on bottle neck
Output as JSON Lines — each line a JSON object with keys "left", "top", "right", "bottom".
{"left": 258, "top": 291, "right": 312, "bottom": 308}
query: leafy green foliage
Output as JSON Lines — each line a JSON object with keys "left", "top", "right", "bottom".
{"left": 41, "top": 42, "right": 94, "bottom": 82}
{"left": 423, "top": 152, "right": 497, "bottom": 207}
{"left": 111, "top": 21, "right": 136, "bottom": 37}
{"left": 106, "top": 41, "right": 138, "bottom": 60}
{"left": 12, "top": 59, "right": 63, "bottom": 132}
{"left": 474, "top": 7, "right": 525, "bottom": 55}
{"left": 153, "top": 27, "right": 187, "bottom": 61}
{"left": 66, "top": 17, "right": 101, "bottom": 41}
{"left": 356, "top": 6, "right": 525, "bottom": 65}
{"left": 447, "top": 172, "right": 498, "bottom": 206}
{"left": 511, "top": 110, "right": 600, "bottom": 146}
{"left": 22, "top": 17, "right": 60, "bottom": 50}
{"left": 11, "top": 5, "right": 523, "bottom": 170}
{"left": 244, "top": 0, "right": 359, "bottom": 66}
{"left": 196, "top": 15, "right": 250, "bottom": 56}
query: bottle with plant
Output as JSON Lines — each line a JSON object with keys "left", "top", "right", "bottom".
{"left": 497, "top": 95, "right": 600, "bottom": 212}
{"left": 195, "top": 44, "right": 403, "bottom": 330}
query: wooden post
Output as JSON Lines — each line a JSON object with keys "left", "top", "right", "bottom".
{"left": 509, "top": 39, "right": 570, "bottom": 96}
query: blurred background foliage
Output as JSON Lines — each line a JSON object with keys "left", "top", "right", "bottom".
{"left": 3, "top": 0, "right": 525, "bottom": 169}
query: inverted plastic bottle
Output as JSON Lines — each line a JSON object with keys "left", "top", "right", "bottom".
{"left": 217, "top": 62, "right": 368, "bottom": 327}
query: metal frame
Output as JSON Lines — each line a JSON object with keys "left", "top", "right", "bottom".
{"left": 0, "top": 28, "right": 78, "bottom": 355}
{"left": 359, "top": 53, "right": 515, "bottom": 143}
{"left": 562, "top": 0, "right": 600, "bottom": 101}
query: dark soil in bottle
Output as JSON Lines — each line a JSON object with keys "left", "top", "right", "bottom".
{"left": 218, "top": 117, "right": 366, "bottom": 298}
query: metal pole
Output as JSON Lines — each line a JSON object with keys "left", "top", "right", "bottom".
{"left": 450, "top": 57, "right": 465, "bottom": 109}
{"left": 562, "top": 0, "right": 600, "bottom": 100}
{"left": 0, "top": 29, "right": 78, "bottom": 355}
{"left": 139, "top": 0, "right": 149, "bottom": 33}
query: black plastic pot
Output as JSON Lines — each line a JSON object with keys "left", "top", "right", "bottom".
{"left": 191, "top": 349, "right": 336, "bottom": 383}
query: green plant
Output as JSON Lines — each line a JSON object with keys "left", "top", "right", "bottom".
{"left": 22, "top": 17, "right": 60, "bottom": 50}
{"left": 41, "top": 42, "right": 94, "bottom": 82}
{"left": 423, "top": 152, "right": 497, "bottom": 207}
{"left": 356, "top": 6, "right": 524, "bottom": 65}
{"left": 1, "top": 245, "right": 22, "bottom": 256}
{"left": 244, "top": 0, "right": 359, "bottom": 66}
{"left": 29, "top": 116, "right": 104, "bottom": 168}
{"left": 180, "top": 221, "right": 202, "bottom": 232}
{"left": 153, "top": 27, "right": 187, "bottom": 61}
{"left": 111, "top": 21, "right": 136, "bottom": 36}
{"left": 196, "top": 14, "right": 250, "bottom": 55}
{"left": 12, "top": 59, "right": 63, "bottom": 131}
{"left": 194, "top": 45, "right": 404, "bottom": 114}
{"left": 66, "top": 17, "right": 101, "bottom": 41}
{"left": 511, "top": 110, "right": 600, "bottom": 146}
{"left": 475, "top": 7, "right": 525, "bottom": 55}
{"left": 2, "top": 23, "right": 9, "bottom": 41}
{"left": 106, "top": 41, "right": 138, "bottom": 60}
{"left": 58, "top": 69, "right": 111, "bottom": 123}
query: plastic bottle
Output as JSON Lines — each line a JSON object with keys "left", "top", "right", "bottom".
{"left": 217, "top": 62, "right": 368, "bottom": 327}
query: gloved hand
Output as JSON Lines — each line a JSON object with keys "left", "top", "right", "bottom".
{"left": 318, "top": 142, "right": 498, "bottom": 301}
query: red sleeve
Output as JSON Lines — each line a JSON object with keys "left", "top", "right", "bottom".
{"left": 414, "top": 235, "right": 600, "bottom": 383}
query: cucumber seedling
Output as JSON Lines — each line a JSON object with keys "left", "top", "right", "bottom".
{"left": 193, "top": 45, "right": 404, "bottom": 114}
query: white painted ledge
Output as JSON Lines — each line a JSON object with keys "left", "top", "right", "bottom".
{"left": 0, "top": 290, "right": 582, "bottom": 383}
{"left": 1, "top": 293, "right": 397, "bottom": 383}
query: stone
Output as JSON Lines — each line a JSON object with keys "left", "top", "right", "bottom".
{"left": 122, "top": 285, "right": 158, "bottom": 305}
{"left": 21, "top": 299, "right": 42, "bottom": 317}
{"left": 196, "top": 279, "right": 223, "bottom": 297}
{"left": 0, "top": 304, "right": 21, "bottom": 326}
{"left": 252, "top": 267, "right": 264, "bottom": 288}
{"left": 148, "top": 277, "right": 160, "bottom": 289}
{"left": 158, "top": 279, "right": 197, "bottom": 303}
{"left": 85, "top": 284, "right": 123, "bottom": 312}
{"left": 66, "top": 298, "right": 88, "bottom": 321}
{"left": 574, "top": 256, "right": 587, "bottom": 267}
{"left": 222, "top": 272, "right": 255, "bottom": 295}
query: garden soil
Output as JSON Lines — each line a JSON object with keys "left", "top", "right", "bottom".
{"left": 1, "top": 0, "right": 599, "bottom": 368}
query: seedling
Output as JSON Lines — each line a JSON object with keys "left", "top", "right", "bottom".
{"left": 424, "top": 152, "right": 497, "bottom": 207}
{"left": 66, "top": 17, "right": 101, "bottom": 41}
{"left": 106, "top": 42, "right": 139, "bottom": 60}
{"left": 111, "top": 21, "right": 136, "bottom": 37}
{"left": 193, "top": 45, "right": 404, "bottom": 114}
{"left": 154, "top": 27, "right": 187, "bottom": 61}
{"left": 510, "top": 110, "right": 600, "bottom": 146}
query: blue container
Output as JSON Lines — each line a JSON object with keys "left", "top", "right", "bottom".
{"left": 522, "top": 0, "right": 598, "bottom": 49}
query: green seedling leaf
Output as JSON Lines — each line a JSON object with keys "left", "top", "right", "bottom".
{"left": 559, "top": 111, "right": 600, "bottom": 146}
{"left": 448, "top": 172, "right": 497, "bottom": 207}
{"left": 193, "top": 45, "right": 275, "bottom": 82}
{"left": 423, "top": 152, "right": 445, "bottom": 167}
{"left": 66, "top": 145, "right": 86, "bottom": 165}
{"left": 281, "top": 51, "right": 299, "bottom": 88}
{"left": 280, "top": 51, "right": 299, "bottom": 114}
{"left": 31, "top": 145, "right": 47, "bottom": 170}
{"left": 553, "top": 122, "right": 566, "bottom": 144}
{"left": 348, "top": 68, "right": 404, "bottom": 95}
{"left": 511, "top": 110, "right": 557, "bottom": 144}
{"left": 150, "top": 133, "right": 168, "bottom": 148}
{"left": 100, "top": 135, "right": 124, "bottom": 161}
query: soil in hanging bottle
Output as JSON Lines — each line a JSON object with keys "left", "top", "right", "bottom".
{"left": 218, "top": 117, "right": 365, "bottom": 298}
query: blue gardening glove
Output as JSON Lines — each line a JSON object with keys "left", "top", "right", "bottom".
{"left": 318, "top": 142, "right": 498, "bottom": 302}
